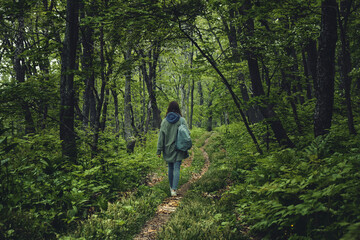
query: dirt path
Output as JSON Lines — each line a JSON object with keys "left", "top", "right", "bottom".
{"left": 145, "top": 150, "right": 194, "bottom": 187}
{"left": 133, "top": 137, "right": 211, "bottom": 240}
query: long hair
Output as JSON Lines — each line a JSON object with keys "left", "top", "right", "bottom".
{"left": 166, "top": 101, "right": 182, "bottom": 116}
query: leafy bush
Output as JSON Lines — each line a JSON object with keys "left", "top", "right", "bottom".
{"left": 64, "top": 186, "right": 166, "bottom": 240}
{"left": 0, "top": 129, "right": 163, "bottom": 239}
{"left": 219, "top": 123, "right": 360, "bottom": 239}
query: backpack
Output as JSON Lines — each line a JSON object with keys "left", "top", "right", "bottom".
{"left": 176, "top": 118, "right": 192, "bottom": 152}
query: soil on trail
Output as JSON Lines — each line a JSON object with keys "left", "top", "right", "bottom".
{"left": 133, "top": 137, "right": 211, "bottom": 240}
{"left": 145, "top": 150, "right": 194, "bottom": 187}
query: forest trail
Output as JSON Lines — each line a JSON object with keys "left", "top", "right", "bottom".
{"left": 133, "top": 136, "right": 212, "bottom": 240}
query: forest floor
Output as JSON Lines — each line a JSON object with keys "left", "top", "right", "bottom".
{"left": 133, "top": 136, "right": 211, "bottom": 240}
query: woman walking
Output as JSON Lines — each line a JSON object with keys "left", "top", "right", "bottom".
{"left": 157, "top": 101, "right": 190, "bottom": 196}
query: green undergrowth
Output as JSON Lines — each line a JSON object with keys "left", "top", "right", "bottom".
{"left": 159, "top": 122, "right": 360, "bottom": 240}
{"left": 0, "top": 127, "right": 208, "bottom": 239}
{"left": 60, "top": 185, "right": 167, "bottom": 240}
{"left": 59, "top": 127, "right": 208, "bottom": 239}
{"left": 0, "top": 129, "right": 166, "bottom": 239}
{"left": 216, "top": 122, "right": 360, "bottom": 240}
{"left": 158, "top": 132, "right": 248, "bottom": 240}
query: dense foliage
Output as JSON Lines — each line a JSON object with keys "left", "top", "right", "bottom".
{"left": 0, "top": 128, "right": 163, "bottom": 239}
{"left": 1, "top": 0, "right": 360, "bottom": 239}
{"left": 217, "top": 122, "right": 360, "bottom": 239}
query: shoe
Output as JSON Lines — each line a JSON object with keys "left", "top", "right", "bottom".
{"left": 170, "top": 188, "right": 177, "bottom": 197}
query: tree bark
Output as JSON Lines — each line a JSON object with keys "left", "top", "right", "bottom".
{"left": 222, "top": 8, "right": 263, "bottom": 124}
{"left": 244, "top": 14, "right": 294, "bottom": 148}
{"left": 101, "top": 88, "right": 109, "bottom": 132}
{"left": 111, "top": 88, "right": 120, "bottom": 134}
{"left": 124, "top": 49, "right": 136, "bottom": 152}
{"left": 80, "top": 4, "right": 96, "bottom": 129}
{"left": 314, "top": 0, "right": 338, "bottom": 137}
{"left": 337, "top": 0, "right": 356, "bottom": 135}
{"left": 139, "top": 45, "right": 162, "bottom": 129}
{"left": 190, "top": 77, "right": 195, "bottom": 129}
{"left": 60, "top": 0, "right": 79, "bottom": 162}
{"left": 306, "top": 39, "right": 318, "bottom": 99}
{"left": 14, "top": 11, "right": 35, "bottom": 134}
{"left": 301, "top": 48, "right": 313, "bottom": 99}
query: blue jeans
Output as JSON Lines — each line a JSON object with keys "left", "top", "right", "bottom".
{"left": 168, "top": 161, "right": 182, "bottom": 190}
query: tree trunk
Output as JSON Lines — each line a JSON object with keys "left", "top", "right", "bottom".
{"left": 197, "top": 81, "right": 204, "bottom": 127}
{"left": 244, "top": 15, "right": 294, "bottom": 148}
{"left": 92, "top": 24, "right": 107, "bottom": 160}
{"left": 181, "top": 84, "right": 186, "bottom": 118}
{"left": 239, "top": 73, "right": 263, "bottom": 123}
{"left": 14, "top": 12, "right": 35, "bottom": 134}
{"left": 80, "top": 0, "right": 96, "bottom": 129}
{"left": 60, "top": 0, "right": 79, "bottom": 162}
{"left": 314, "top": 0, "right": 338, "bottom": 137}
{"left": 139, "top": 45, "right": 162, "bottom": 129}
{"left": 206, "top": 99, "right": 213, "bottom": 132}
{"left": 101, "top": 88, "right": 109, "bottom": 131}
{"left": 337, "top": 0, "right": 356, "bottom": 135}
{"left": 301, "top": 49, "right": 313, "bottom": 99}
{"left": 101, "top": 50, "right": 113, "bottom": 132}
{"left": 306, "top": 39, "right": 318, "bottom": 99}
{"left": 190, "top": 77, "right": 195, "bottom": 129}
{"left": 289, "top": 47, "right": 305, "bottom": 104}
{"left": 124, "top": 49, "right": 136, "bottom": 152}
{"left": 222, "top": 8, "right": 263, "bottom": 124}
{"left": 112, "top": 89, "right": 120, "bottom": 134}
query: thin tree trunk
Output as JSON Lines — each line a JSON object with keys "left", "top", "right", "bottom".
{"left": 314, "top": 0, "right": 338, "bottom": 137}
{"left": 111, "top": 89, "right": 120, "bottom": 134}
{"left": 189, "top": 38, "right": 195, "bottom": 129}
{"left": 337, "top": 0, "right": 356, "bottom": 135}
{"left": 101, "top": 88, "right": 109, "bottom": 131}
{"left": 190, "top": 78, "right": 195, "bottom": 129}
{"left": 60, "top": 0, "right": 79, "bottom": 162}
{"left": 222, "top": 9, "right": 263, "bottom": 124}
{"left": 179, "top": 25, "right": 263, "bottom": 154}
{"left": 181, "top": 83, "right": 186, "bottom": 117}
{"left": 139, "top": 46, "right": 161, "bottom": 129}
{"left": 124, "top": 49, "right": 136, "bottom": 152}
{"left": 80, "top": 0, "right": 95, "bottom": 129}
{"left": 244, "top": 13, "right": 294, "bottom": 148}
{"left": 306, "top": 39, "right": 318, "bottom": 99}
{"left": 289, "top": 47, "right": 305, "bottom": 104}
{"left": 92, "top": 24, "right": 107, "bottom": 161}
{"left": 14, "top": 12, "right": 35, "bottom": 134}
{"left": 301, "top": 49, "right": 313, "bottom": 99}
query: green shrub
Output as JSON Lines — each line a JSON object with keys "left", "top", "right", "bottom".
{"left": 219, "top": 125, "right": 360, "bottom": 239}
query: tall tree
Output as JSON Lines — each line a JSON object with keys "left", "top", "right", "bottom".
{"left": 124, "top": 49, "right": 136, "bottom": 152}
{"left": 242, "top": 1, "right": 294, "bottom": 148}
{"left": 80, "top": 0, "right": 96, "bottom": 129}
{"left": 60, "top": 0, "right": 80, "bottom": 162}
{"left": 314, "top": 0, "right": 338, "bottom": 137}
{"left": 14, "top": 1, "right": 35, "bottom": 134}
{"left": 139, "top": 42, "right": 162, "bottom": 130}
{"left": 337, "top": 0, "right": 356, "bottom": 135}
{"left": 221, "top": 8, "right": 263, "bottom": 124}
